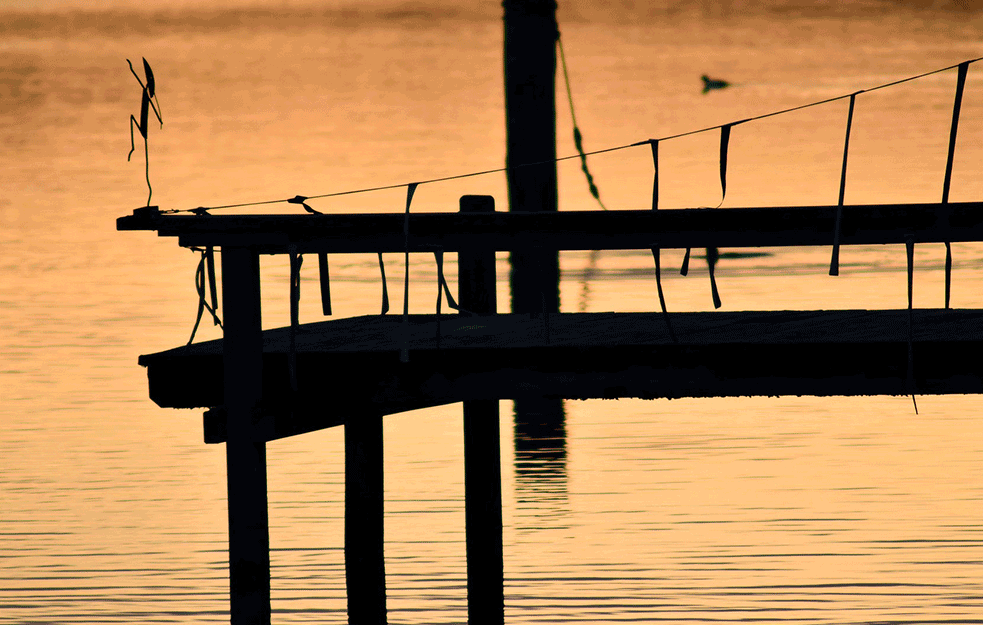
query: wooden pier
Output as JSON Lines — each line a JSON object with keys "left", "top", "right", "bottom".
{"left": 119, "top": 196, "right": 983, "bottom": 624}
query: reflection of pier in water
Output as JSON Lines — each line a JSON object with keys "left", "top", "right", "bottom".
{"left": 120, "top": 198, "right": 983, "bottom": 624}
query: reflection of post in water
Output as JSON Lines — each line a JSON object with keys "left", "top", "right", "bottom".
{"left": 513, "top": 398, "right": 567, "bottom": 497}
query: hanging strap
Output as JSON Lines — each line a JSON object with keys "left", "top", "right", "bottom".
{"left": 187, "top": 247, "right": 223, "bottom": 345}
{"left": 400, "top": 183, "right": 419, "bottom": 362}
{"left": 318, "top": 253, "right": 332, "bottom": 315}
{"left": 905, "top": 235, "right": 918, "bottom": 415}
{"left": 650, "top": 139, "right": 660, "bottom": 211}
{"left": 434, "top": 250, "right": 461, "bottom": 314}
{"left": 433, "top": 249, "right": 464, "bottom": 349}
{"left": 650, "top": 248, "right": 677, "bottom": 344}
{"left": 707, "top": 246, "right": 721, "bottom": 309}
{"left": 829, "top": 91, "right": 861, "bottom": 276}
{"left": 680, "top": 123, "right": 734, "bottom": 311}
{"left": 685, "top": 124, "right": 735, "bottom": 303}
{"left": 718, "top": 123, "right": 732, "bottom": 204}
{"left": 288, "top": 248, "right": 303, "bottom": 392}
{"left": 942, "top": 61, "right": 969, "bottom": 309}
{"left": 205, "top": 246, "right": 219, "bottom": 322}
{"left": 377, "top": 253, "right": 390, "bottom": 314}
{"left": 647, "top": 140, "right": 677, "bottom": 342}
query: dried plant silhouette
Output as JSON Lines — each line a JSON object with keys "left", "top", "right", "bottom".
{"left": 127, "top": 58, "right": 163, "bottom": 206}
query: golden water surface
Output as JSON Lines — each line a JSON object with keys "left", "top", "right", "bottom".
{"left": 2, "top": 1, "right": 983, "bottom": 622}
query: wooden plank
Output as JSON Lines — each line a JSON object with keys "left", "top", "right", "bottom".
{"left": 117, "top": 202, "right": 983, "bottom": 254}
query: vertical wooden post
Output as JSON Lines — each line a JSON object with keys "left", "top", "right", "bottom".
{"left": 221, "top": 247, "right": 271, "bottom": 625}
{"left": 459, "top": 195, "right": 504, "bottom": 624}
{"left": 503, "top": 0, "right": 560, "bottom": 315}
{"left": 345, "top": 414, "right": 387, "bottom": 624}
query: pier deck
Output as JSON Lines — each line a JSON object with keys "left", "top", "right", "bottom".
{"left": 139, "top": 309, "right": 983, "bottom": 443}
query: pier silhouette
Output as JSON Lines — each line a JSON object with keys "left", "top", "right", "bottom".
{"left": 120, "top": 196, "right": 983, "bottom": 624}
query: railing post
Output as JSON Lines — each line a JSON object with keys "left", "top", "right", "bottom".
{"left": 345, "top": 414, "right": 387, "bottom": 624}
{"left": 459, "top": 195, "right": 504, "bottom": 624}
{"left": 221, "top": 247, "right": 271, "bottom": 625}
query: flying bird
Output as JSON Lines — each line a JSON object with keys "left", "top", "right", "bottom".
{"left": 701, "top": 74, "right": 731, "bottom": 94}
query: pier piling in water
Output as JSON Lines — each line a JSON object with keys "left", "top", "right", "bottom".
{"left": 221, "top": 247, "right": 271, "bottom": 625}
{"left": 344, "top": 414, "right": 387, "bottom": 624}
{"left": 459, "top": 195, "right": 505, "bottom": 623}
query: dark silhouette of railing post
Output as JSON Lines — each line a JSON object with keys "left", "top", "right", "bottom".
{"left": 345, "top": 413, "right": 387, "bottom": 624}
{"left": 459, "top": 195, "right": 504, "bottom": 623}
{"left": 221, "top": 247, "right": 272, "bottom": 625}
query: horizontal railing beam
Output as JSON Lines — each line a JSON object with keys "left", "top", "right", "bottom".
{"left": 117, "top": 202, "right": 983, "bottom": 254}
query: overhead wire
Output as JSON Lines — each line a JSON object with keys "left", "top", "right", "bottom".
{"left": 159, "top": 56, "right": 983, "bottom": 216}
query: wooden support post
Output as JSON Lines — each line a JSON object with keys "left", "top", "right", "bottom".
{"left": 503, "top": 0, "right": 560, "bottom": 315}
{"left": 459, "top": 195, "right": 504, "bottom": 624}
{"left": 345, "top": 414, "right": 387, "bottom": 624}
{"left": 221, "top": 247, "right": 271, "bottom": 625}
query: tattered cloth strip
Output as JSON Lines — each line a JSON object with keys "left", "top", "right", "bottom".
{"left": 942, "top": 61, "right": 970, "bottom": 309}
{"left": 905, "top": 235, "right": 918, "bottom": 415}
{"left": 288, "top": 248, "right": 303, "bottom": 392}
{"left": 829, "top": 91, "right": 861, "bottom": 276}
{"left": 318, "top": 253, "right": 332, "bottom": 315}
{"left": 401, "top": 183, "right": 419, "bottom": 362}
{"left": 647, "top": 139, "right": 677, "bottom": 343}
{"left": 187, "top": 246, "right": 222, "bottom": 345}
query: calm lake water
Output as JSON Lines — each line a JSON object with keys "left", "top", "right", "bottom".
{"left": 3, "top": 1, "right": 983, "bottom": 622}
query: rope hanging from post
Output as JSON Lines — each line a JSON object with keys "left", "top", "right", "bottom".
{"left": 558, "top": 32, "right": 607, "bottom": 211}
{"left": 187, "top": 246, "right": 222, "bottom": 345}
{"left": 829, "top": 91, "right": 861, "bottom": 276}
{"left": 401, "top": 183, "right": 419, "bottom": 363}
{"left": 647, "top": 139, "right": 677, "bottom": 343}
{"left": 942, "top": 61, "right": 969, "bottom": 309}
{"left": 905, "top": 235, "right": 918, "bottom": 414}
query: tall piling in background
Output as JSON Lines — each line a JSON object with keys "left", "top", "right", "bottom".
{"left": 503, "top": 0, "right": 560, "bottom": 314}
{"left": 503, "top": 0, "right": 567, "bottom": 481}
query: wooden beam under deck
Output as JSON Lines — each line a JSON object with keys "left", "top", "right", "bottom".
{"left": 137, "top": 310, "right": 983, "bottom": 444}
